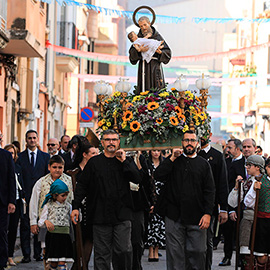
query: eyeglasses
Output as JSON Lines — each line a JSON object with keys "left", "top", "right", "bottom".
{"left": 245, "top": 163, "right": 254, "bottom": 168}
{"left": 103, "top": 138, "right": 119, "bottom": 142}
{"left": 47, "top": 144, "right": 56, "bottom": 147}
{"left": 182, "top": 139, "right": 197, "bottom": 143}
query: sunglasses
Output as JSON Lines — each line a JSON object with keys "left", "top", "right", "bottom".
{"left": 47, "top": 143, "right": 56, "bottom": 147}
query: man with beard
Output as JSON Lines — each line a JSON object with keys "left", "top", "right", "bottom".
{"left": 71, "top": 129, "right": 141, "bottom": 270}
{"left": 154, "top": 130, "right": 215, "bottom": 270}
{"left": 198, "top": 133, "right": 228, "bottom": 270}
{"left": 129, "top": 16, "right": 171, "bottom": 94}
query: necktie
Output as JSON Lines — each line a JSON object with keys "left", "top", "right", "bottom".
{"left": 30, "top": 152, "right": 35, "bottom": 167}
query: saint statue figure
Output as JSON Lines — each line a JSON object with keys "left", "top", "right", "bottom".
{"left": 129, "top": 10, "right": 171, "bottom": 95}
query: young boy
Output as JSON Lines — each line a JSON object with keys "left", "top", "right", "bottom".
{"left": 244, "top": 158, "right": 270, "bottom": 269}
{"left": 228, "top": 155, "right": 265, "bottom": 269}
{"left": 127, "top": 31, "right": 164, "bottom": 63}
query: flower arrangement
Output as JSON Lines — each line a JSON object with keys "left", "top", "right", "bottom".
{"left": 97, "top": 87, "right": 211, "bottom": 147}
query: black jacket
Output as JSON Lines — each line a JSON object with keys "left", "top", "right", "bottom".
{"left": 0, "top": 149, "right": 16, "bottom": 206}
{"left": 17, "top": 149, "right": 50, "bottom": 203}
{"left": 198, "top": 147, "right": 229, "bottom": 215}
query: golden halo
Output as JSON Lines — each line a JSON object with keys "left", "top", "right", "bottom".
{"left": 132, "top": 6, "right": 156, "bottom": 27}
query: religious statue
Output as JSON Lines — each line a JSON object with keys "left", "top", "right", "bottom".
{"left": 129, "top": 6, "right": 172, "bottom": 95}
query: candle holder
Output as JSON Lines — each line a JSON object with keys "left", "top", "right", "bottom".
{"left": 174, "top": 74, "right": 189, "bottom": 114}
{"left": 196, "top": 73, "right": 211, "bottom": 110}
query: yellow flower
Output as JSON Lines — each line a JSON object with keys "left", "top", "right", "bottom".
{"left": 171, "top": 87, "right": 176, "bottom": 91}
{"left": 122, "top": 121, "right": 127, "bottom": 129}
{"left": 183, "top": 125, "right": 189, "bottom": 132}
{"left": 113, "top": 91, "right": 121, "bottom": 97}
{"left": 147, "top": 102, "right": 159, "bottom": 111}
{"left": 132, "top": 96, "right": 141, "bottom": 102}
{"left": 130, "top": 121, "right": 141, "bottom": 132}
{"left": 122, "top": 110, "right": 133, "bottom": 121}
{"left": 106, "top": 122, "right": 111, "bottom": 127}
{"left": 170, "top": 116, "right": 179, "bottom": 126}
{"left": 156, "top": 118, "right": 163, "bottom": 124}
{"left": 112, "top": 110, "right": 117, "bottom": 117}
{"left": 195, "top": 121, "right": 200, "bottom": 126}
{"left": 140, "top": 91, "right": 149, "bottom": 96}
{"left": 102, "top": 126, "right": 108, "bottom": 130}
{"left": 159, "top": 92, "right": 169, "bottom": 98}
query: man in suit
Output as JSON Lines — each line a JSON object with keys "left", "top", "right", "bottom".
{"left": 0, "top": 149, "right": 16, "bottom": 270}
{"left": 61, "top": 135, "right": 78, "bottom": 172}
{"left": 219, "top": 138, "right": 243, "bottom": 266}
{"left": 198, "top": 133, "right": 229, "bottom": 270}
{"left": 17, "top": 130, "right": 50, "bottom": 263}
{"left": 59, "top": 135, "right": 70, "bottom": 155}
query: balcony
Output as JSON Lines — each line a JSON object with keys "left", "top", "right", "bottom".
{"left": 0, "top": 0, "right": 46, "bottom": 58}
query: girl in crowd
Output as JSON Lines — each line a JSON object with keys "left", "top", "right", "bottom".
{"left": 146, "top": 150, "right": 166, "bottom": 262}
{"left": 4, "top": 144, "right": 25, "bottom": 266}
{"left": 38, "top": 179, "right": 73, "bottom": 270}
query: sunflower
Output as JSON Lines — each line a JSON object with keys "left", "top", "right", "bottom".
{"left": 102, "top": 126, "right": 108, "bottom": 131}
{"left": 130, "top": 121, "right": 141, "bottom": 132}
{"left": 170, "top": 116, "right": 179, "bottom": 126}
{"left": 156, "top": 118, "right": 163, "bottom": 124}
{"left": 147, "top": 102, "right": 159, "bottom": 111}
{"left": 106, "top": 121, "right": 111, "bottom": 127}
{"left": 126, "top": 102, "right": 133, "bottom": 108}
{"left": 132, "top": 96, "right": 141, "bottom": 102}
{"left": 179, "top": 114, "right": 186, "bottom": 122}
{"left": 140, "top": 91, "right": 149, "bottom": 96}
{"left": 159, "top": 92, "right": 169, "bottom": 98}
{"left": 175, "top": 106, "right": 181, "bottom": 115}
{"left": 98, "top": 119, "right": 105, "bottom": 127}
{"left": 122, "top": 110, "right": 133, "bottom": 121}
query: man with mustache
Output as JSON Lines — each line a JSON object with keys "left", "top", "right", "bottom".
{"left": 71, "top": 129, "right": 141, "bottom": 270}
{"left": 154, "top": 130, "right": 215, "bottom": 270}
{"left": 129, "top": 16, "right": 171, "bottom": 94}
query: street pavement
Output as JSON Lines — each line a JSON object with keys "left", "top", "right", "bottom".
{"left": 7, "top": 242, "right": 236, "bottom": 270}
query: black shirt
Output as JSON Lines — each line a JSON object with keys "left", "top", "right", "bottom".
{"left": 154, "top": 155, "right": 215, "bottom": 225}
{"left": 73, "top": 153, "right": 141, "bottom": 225}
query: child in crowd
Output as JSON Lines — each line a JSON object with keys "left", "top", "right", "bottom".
{"left": 128, "top": 31, "right": 164, "bottom": 63}
{"left": 38, "top": 179, "right": 73, "bottom": 270}
{"left": 244, "top": 158, "right": 270, "bottom": 269}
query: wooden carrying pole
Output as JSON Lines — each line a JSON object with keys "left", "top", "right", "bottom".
{"left": 235, "top": 181, "right": 242, "bottom": 270}
{"left": 67, "top": 168, "right": 87, "bottom": 270}
{"left": 249, "top": 175, "right": 262, "bottom": 270}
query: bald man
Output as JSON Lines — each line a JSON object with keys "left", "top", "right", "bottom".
{"left": 47, "top": 138, "right": 59, "bottom": 157}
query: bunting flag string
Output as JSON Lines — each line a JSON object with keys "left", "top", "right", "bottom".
{"left": 70, "top": 73, "right": 270, "bottom": 84}
{"left": 46, "top": 40, "right": 270, "bottom": 63}
{"left": 40, "top": 0, "right": 270, "bottom": 24}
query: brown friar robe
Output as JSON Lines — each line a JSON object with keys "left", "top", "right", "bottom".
{"left": 129, "top": 26, "right": 172, "bottom": 95}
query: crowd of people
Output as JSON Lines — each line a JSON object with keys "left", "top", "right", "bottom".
{"left": 0, "top": 128, "right": 270, "bottom": 270}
